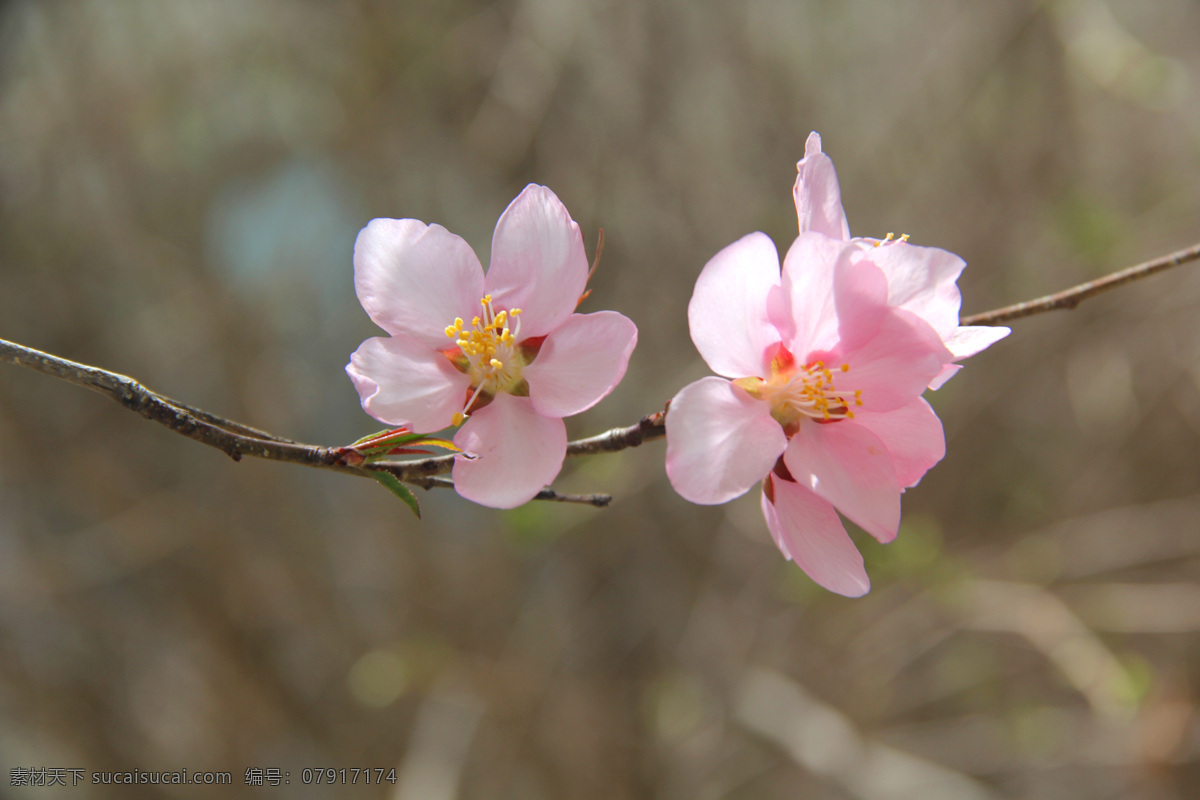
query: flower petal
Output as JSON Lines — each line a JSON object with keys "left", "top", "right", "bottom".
{"left": 354, "top": 218, "right": 486, "bottom": 348}
{"left": 688, "top": 232, "right": 784, "bottom": 378}
{"left": 832, "top": 253, "right": 890, "bottom": 352}
{"left": 524, "top": 310, "right": 638, "bottom": 418}
{"left": 794, "top": 132, "right": 851, "bottom": 241}
{"left": 836, "top": 306, "right": 951, "bottom": 413}
{"left": 783, "top": 419, "right": 901, "bottom": 543}
{"left": 452, "top": 394, "right": 567, "bottom": 509}
{"left": 859, "top": 240, "right": 966, "bottom": 339}
{"left": 781, "top": 231, "right": 846, "bottom": 356}
{"left": 762, "top": 479, "right": 869, "bottom": 597}
{"left": 485, "top": 185, "right": 590, "bottom": 339}
{"left": 945, "top": 325, "right": 1011, "bottom": 360}
{"left": 665, "top": 377, "right": 788, "bottom": 504}
{"left": 346, "top": 335, "right": 471, "bottom": 431}
{"left": 928, "top": 363, "right": 962, "bottom": 391}
{"left": 850, "top": 398, "right": 945, "bottom": 488}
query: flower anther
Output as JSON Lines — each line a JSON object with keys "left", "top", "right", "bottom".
{"left": 444, "top": 295, "right": 528, "bottom": 425}
{"left": 735, "top": 352, "right": 863, "bottom": 434}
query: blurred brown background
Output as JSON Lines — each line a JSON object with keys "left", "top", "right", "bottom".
{"left": 2, "top": 1, "right": 1200, "bottom": 797}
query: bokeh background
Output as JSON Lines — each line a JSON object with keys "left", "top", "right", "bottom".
{"left": 2, "top": 0, "right": 1200, "bottom": 797}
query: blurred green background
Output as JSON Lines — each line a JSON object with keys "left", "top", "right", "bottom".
{"left": 2, "top": 1, "right": 1200, "bottom": 797}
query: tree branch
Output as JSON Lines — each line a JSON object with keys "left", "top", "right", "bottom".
{"left": 3, "top": 238, "right": 1197, "bottom": 507}
{"left": 566, "top": 411, "right": 666, "bottom": 456}
{"left": 2, "top": 338, "right": 454, "bottom": 481}
{"left": 408, "top": 475, "right": 613, "bottom": 507}
{"left": 961, "top": 240, "right": 1200, "bottom": 326}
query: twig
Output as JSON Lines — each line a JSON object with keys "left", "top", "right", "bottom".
{"left": 3, "top": 338, "right": 455, "bottom": 481}
{"left": 409, "top": 476, "right": 612, "bottom": 507}
{"left": 566, "top": 411, "right": 666, "bottom": 457}
{"left": 3, "top": 239, "right": 1197, "bottom": 508}
{"left": 961, "top": 240, "right": 1200, "bottom": 326}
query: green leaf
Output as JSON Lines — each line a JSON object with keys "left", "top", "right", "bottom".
{"left": 370, "top": 471, "right": 421, "bottom": 519}
{"left": 348, "top": 427, "right": 463, "bottom": 460}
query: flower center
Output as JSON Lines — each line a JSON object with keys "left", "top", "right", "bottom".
{"left": 763, "top": 359, "right": 861, "bottom": 426}
{"left": 444, "top": 295, "right": 525, "bottom": 425}
{"left": 736, "top": 348, "right": 862, "bottom": 434}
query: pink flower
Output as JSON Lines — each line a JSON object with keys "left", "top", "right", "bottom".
{"left": 347, "top": 185, "right": 638, "bottom": 509}
{"left": 667, "top": 134, "right": 1007, "bottom": 596}
{"left": 795, "top": 131, "right": 1010, "bottom": 387}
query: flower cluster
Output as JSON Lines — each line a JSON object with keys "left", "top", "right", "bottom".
{"left": 347, "top": 135, "right": 1008, "bottom": 596}
{"left": 347, "top": 185, "right": 637, "bottom": 508}
{"left": 664, "top": 133, "right": 1009, "bottom": 596}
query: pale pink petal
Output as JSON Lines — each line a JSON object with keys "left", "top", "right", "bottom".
{"left": 836, "top": 307, "right": 950, "bottom": 412}
{"left": 485, "top": 185, "right": 590, "bottom": 339}
{"left": 783, "top": 419, "right": 901, "bottom": 543}
{"left": 762, "top": 479, "right": 869, "bottom": 597}
{"left": 927, "top": 327, "right": 1010, "bottom": 389}
{"left": 665, "top": 377, "right": 788, "bottom": 505}
{"left": 850, "top": 398, "right": 946, "bottom": 488}
{"left": 524, "top": 311, "right": 638, "bottom": 418}
{"left": 781, "top": 232, "right": 846, "bottom": 355}
{"left": 794, "top": 132, "right": 851, "bottom": 241}
{"left": 859, "top": 241, "right": 965, "bottom": 338}
{"left": 452, "top": 394, "right": 567, "bottom": 509}
{"left": 688, "top": 232, "right": 784, "bottom": 378}
{"left": 928, "top": 363, "right": 962, "bottom": 391}
{"left": 354, "top": 219, "right": 486, "bottom": 349}
{"left": 831, "top": 254, "right": 890, "bottom": 351}
{"left": 346, "top": 335, "right": 470, "bottom": 432}
{"left": 944, "top": 325, "right": 1011, "bottom": 360}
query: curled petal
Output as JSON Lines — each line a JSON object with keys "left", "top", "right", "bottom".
{"left": 524, "top": 311, "right": 638, "bottom": 418}
{"left": 794, "top": 132, "right": 851, "bottom": 241}
{"left": 346, "top": 335, "right": 470, "bottom": 432}
{"left": 762, "top": 480, "right": 869, "bottom": 597}
{"left": 928, "top": 363, "right": 962, "bottom": 391}
{"left": 688, "top": 232, "right": 785, "bottom": 379}
{"left": 665, "top": 377, "right": 788, "bottom": 505}
{"left": 945, "top": 325, "right": 1011, "bottom": 361}
{"left": 783, "top": 419, "right": 901, "bottom": 543}
{"left": 452, "top": 394, "right": 567, "bottom": 509}
{"left": 927, "top": 327, "right": 1010, "bottom": 389}
{"left": 850, "top": 398, "right": 945, "bottom": 488}
{"left": 485, "top": 185, "right": 590, "bottom": 339}
{"left": 354, "top": 219, "right": 485, "bottom": 348}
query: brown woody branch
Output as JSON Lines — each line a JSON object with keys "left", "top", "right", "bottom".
{"left": 961, "top": 240, "right": 1200, "bottom": 326}
{"left": 3, "top": 238, "right": 1197, "bottom": 506}
{"left": 0, "top": 338, "right": 583, "bottom": 501}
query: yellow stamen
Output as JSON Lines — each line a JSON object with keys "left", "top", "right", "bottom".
{"left": 873, "top": 232, "right": 910, "bottom": 247}
{"left": 761, "top": 359, "right": 862, "bottom": 428}
{"left": 444, "top": 296, "right": 527, "bottom": 423}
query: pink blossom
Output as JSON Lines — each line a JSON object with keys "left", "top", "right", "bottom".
{"left": 347, "top": 185, "right": 637, "bottom": 509}
{"left": 666, "top": 133, "right": 1008, "bottom": 596}
{"left": 795, "top": 132, "right": 1010, "bottom": 388}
